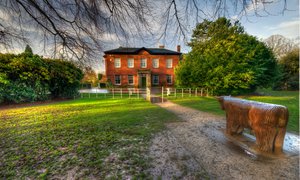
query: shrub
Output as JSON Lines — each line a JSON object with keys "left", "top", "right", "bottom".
{"left": 0, "top": 81, "right": 36, "bottom": 103}
{"left": 46, "top": 59, "right": 83, "bottom": 98}
{"left": 0, "top": 52, "right": 83, "bottom": 104}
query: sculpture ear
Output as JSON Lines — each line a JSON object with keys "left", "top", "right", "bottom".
{"left": 215, "top": 96, "right": 222, "bottom": 101}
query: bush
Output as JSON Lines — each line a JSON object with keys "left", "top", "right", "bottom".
{"left": 0, "top": 53, "right": 83, "bottom": 104}
{"left": 273, "top": 48, "right": 299, "bottom": 90}
{"left": 0, "top": 81, "right": 36, "bottom": 103}
{"left": 46, "top": 59, "right": 83, "bottom": 98}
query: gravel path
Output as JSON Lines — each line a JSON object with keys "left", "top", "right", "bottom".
{"left": 148, "top": 100, "right": 299, "bottom": 180}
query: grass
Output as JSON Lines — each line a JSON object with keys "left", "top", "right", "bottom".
{"left": 0, "top": 98, "right": 178, "bottom": 179}
{"left": 167, "top": 96, "right": 225, "bottom": 116}
{"left": 167, "top": 89, "right": 299, "bottom": 133}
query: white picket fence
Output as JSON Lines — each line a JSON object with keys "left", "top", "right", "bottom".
{"left": 161, "top": 87, "right": 210, "bottom": 98}
{"left": 79, "top": 87, "right": 212, "bottom": 102}
{"left": 79, "top": 88, "right": 147, "bottom": 99}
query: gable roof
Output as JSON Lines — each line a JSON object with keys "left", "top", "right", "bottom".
{"left": 104, "top": 47, "right": 181, "bottom": 55}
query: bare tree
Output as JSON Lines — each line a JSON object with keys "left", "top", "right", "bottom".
{"left": 0, "top": 0, "right": 152, "bottom": 63}
{"left": 0, "top": 0, "right": 289, "bottom": 64}
{"left": 0, "top": 17, "right": 28, "bottom": 48}
{"left": 264, "top": 35, "right": 297, "bottom": 59}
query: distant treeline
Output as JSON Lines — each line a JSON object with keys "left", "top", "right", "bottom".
{"left": 0, "top": 51, "right": 83, "bottom": 104}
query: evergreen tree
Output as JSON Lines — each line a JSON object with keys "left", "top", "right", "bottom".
{"left": 176, "top": 18, "right": 278, "bottom": 95}
{"left": 24, "top": 45, "right": 33, "bottom": 55}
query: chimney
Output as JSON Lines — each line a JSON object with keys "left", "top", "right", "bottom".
{"left": 159, "top": 45, "right": 165, "bottom": 49}
{"left": 177, "top": 45, "right": 181, "bottom": 52}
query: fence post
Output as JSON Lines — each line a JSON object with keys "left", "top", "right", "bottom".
{"left": 195, "top": 88, "right": 197, "bottom": 96}
{"left": 162, "top": 86, "right": 164, "bottom": 103}
{"left": 189, "top": 88, "right": 191, "bottom": 97}
{"left": 112, "top": 88, "right": 115, "bottom": 99}
{"left": 121, "top": 88, "right": 123, "bottom": 98}
{"left": 137, "top": 88, "right": 139, "bottom": 99}
{"left": 206, "top": 88, "right": 209, "bottom": 97}
{"left": 181, "top": 88, "right": 183, "bottom": 98}
{"left": 175, "top": 88, "right": 177, "bottom": 98}
{"left": 146, "top": 87, "right": 151, "bottom": 101}
{"left": 201, "top": 88, "right": 203, "bottom": 96}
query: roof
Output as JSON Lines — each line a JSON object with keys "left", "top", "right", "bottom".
{"left": 104, "top": 47, "right": 181, "bottom": 55}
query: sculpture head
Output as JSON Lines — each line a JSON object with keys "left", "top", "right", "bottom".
{"left": 216, "top": 96, "right": 225, "bottom": 110}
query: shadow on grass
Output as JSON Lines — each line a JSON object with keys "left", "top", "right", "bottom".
{"left": 0, "top": 98, "right": 179, "bottom": 179}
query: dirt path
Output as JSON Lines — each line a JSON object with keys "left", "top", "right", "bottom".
{"left": 148, "top": 101, "right": 299, "bottom": 179}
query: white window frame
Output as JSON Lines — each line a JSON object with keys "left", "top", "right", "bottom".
{"left": 166, "top": 75, "right": 172, "bottom": 84}
{"left": 114, "top": 58, "right": 121, "bottom": 68}
{"left": 152, "top": 58, "right": 159, "bottom": 68}
{"left": 141, "top": 58, "right": 147, "bottom": 68}
{"left": 115, "top": 75, "right": 121, "bottom": 85}
{"left": 128, "top": 75, "right": 134, "bottom": 85}
{"left": 127, "top": 58, "right": 134, "bottom": 68}
{"left": 166, "top": 59, "right": 173, "bottom": 68}
{"left": 152, "top": 75, "right": 159, "bottom": 85}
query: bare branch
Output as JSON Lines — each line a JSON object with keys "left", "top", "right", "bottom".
{"left": 0, "top": 0, "right": 290, "bottom": 65}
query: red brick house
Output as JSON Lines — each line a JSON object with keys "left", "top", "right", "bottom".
{"left": 103, "top": 46, "right": 182, "bottom": 87}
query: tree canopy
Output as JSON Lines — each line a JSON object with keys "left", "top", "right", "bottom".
{"left": 0, "top": 47, "right": 83, "bottom": 103}
{"left": 24, "top": 45, "right": 33, "bottom": 55}
{"left": 176, "top": 17, "right": 278, "bottom": 95}
{"left": 264, "top": 35, "right": 298, "bottom": 59}
{"left": 274, "top": 48, "right": 299, "bottom": 90}
{"left": 81, "top": 67, "right": 98, "bottom": 87}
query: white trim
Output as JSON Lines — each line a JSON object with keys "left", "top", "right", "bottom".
{"left": 114, "top": 58, "right": 121, "bottom": 68}
{"left": 115, "top": 75, "right": 121, "bottom": 85}
{"left": 166, "top": 59, "right": 173, "bottom": 68}
{"left": 166, "top": 74, "right": 172, "bottom": 84}
{"left": 141, "top": 58, "right": 147, "bottom": 68}
{"left": 128, "top": 75, "right": 134, "bottom": 85}
{"left": 127, "top": 58, "right": 134, "bottom": 68}
{"left": 152, "top": 58, "right": 159, "bottom": 68}
{"left": 152, "top": 75, "right": 159, "bottom": 85}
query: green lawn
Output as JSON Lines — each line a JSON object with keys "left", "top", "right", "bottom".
{"left": 0, "top": 98, "right": 178, "bottom": 179}
{"left": 167, "top": 89, "right": 299, "bottom": 133}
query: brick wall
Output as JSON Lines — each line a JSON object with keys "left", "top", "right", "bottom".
{"left": 104, "top": 50, "right": 180, "bottom": 87}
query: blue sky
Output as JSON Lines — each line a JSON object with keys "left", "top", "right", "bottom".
{"left": 172, "top": 0, "right": 299, "bottom": 53}
{"left": 240, "top": 0, "right": 299, "bottom": 39}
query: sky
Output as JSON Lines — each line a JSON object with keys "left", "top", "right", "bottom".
{"left": 167, "top": 0, "right": 300, "bottom": 53}
{"left": 0, "top": 0, "right": 299, "bottom": 72}
{"left": 105, "top": 0, "right": 299, "bottom": 55}
{"left": 240, "top": 0, "right": 299, "bottom": 40}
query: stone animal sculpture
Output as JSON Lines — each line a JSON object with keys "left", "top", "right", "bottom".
{"left": 217, "top": 96, "right": 289, "bottom": 153}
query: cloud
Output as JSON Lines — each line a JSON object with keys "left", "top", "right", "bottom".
{"left": 267, "top": 18, "right": 299, "bottom": 38}
{"left": 277, "top": 19, "right": 299, "bottom": 29}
